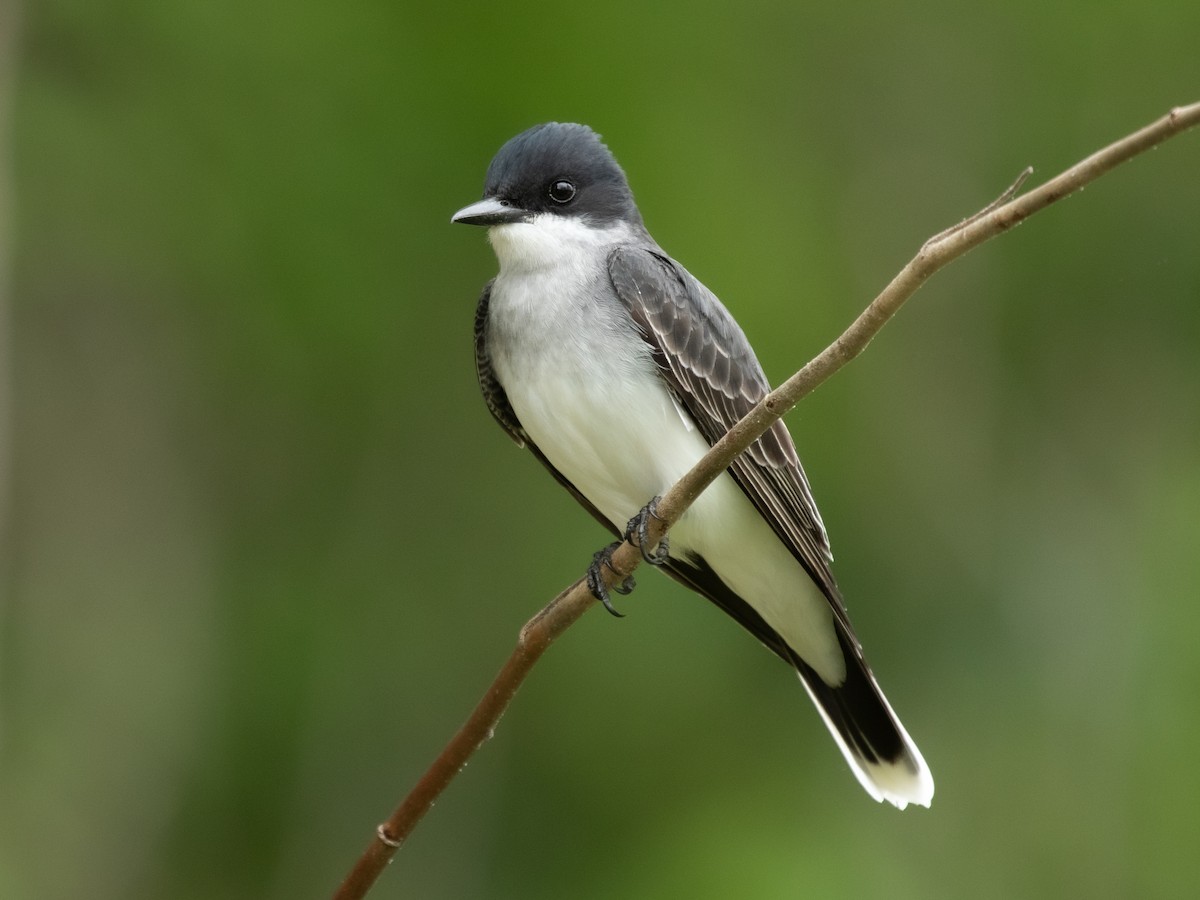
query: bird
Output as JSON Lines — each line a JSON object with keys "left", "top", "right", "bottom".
{"left": 452, "top": 122, "right": 933, "bottom": 809}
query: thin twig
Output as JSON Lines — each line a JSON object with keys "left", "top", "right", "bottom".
{"left": 924, "top": 165, "right": 1033, "bottom": 248}
{"left": 333, "top": 102, "right": 1200, "bottom": 900}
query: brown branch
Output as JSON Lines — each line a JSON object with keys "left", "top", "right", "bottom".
{"left": 333, "top": 102, "right": 1200, "bottom": 899}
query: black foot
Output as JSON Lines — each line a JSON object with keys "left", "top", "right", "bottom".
{"left": 624, "top": 496, "right": 670, "bottom": 566}
{"left": 587, "top": 541, "right": 635, "bottom": 617}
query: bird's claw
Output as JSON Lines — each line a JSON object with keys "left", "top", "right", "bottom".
{"left": 586, "top": 498, "right": 668, "bottom": 617}
{"left": 624, "top": 496, "right": 669, "bottom": 566}
{"left": 587, "top": 541, "right": 635, "bottom": 617}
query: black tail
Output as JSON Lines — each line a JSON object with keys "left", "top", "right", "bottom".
{"left": 663, "top": 556, "right": 933, "bottom": 808}
{"left": 791, "top": 624, "right": 933, "bottom": 808}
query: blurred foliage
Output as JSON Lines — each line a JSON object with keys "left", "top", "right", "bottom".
{"left": 2, "top": 1, "right": 1199, "bottom": 897}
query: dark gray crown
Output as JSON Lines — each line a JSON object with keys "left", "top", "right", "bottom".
{"left": 481, "top": 123, "right": 643, "bottom": 226}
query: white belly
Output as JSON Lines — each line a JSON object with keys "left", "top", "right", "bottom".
{"left": 485, "top": 217, "right": 843, "bottom": 682}
{"left": 494, "top": 309, "right": 707, "bottom": 529}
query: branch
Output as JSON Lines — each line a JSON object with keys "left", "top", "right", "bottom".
{"left": 333, "top": 102, "right": 1200, "bottom": 899}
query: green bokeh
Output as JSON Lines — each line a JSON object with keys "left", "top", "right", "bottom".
{"left": 2, "top": 2, "right": 1199, "bottom": 898}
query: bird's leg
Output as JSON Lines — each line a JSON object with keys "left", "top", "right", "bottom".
{"left": 587, "top": 541, "right": 635, "bottom": 617}
{"left": 624, "top": 495, "right": 670, "bottom": 566}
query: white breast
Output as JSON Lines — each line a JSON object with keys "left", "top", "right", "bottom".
{"left": 486, "top": 214, "right": 708, "bottom": 528}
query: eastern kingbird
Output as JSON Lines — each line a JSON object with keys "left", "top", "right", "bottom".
{"left": 452, "top": 123, "right": 933, "bottom": 809}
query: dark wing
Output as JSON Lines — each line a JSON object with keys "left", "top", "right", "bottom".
{"left": 607, "top": 245, "right": 856, "bottom": 640}
{"left": 475, "top": 280, "right": 525, "bottom": 447}
{"left": 475, "top": 281, "right": 619, "bottom": 536}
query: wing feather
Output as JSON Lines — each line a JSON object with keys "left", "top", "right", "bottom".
{"left": 607, "top": 245, "right": 855, "bottom": 640}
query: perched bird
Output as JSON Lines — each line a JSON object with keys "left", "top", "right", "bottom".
{"left": 452, "top": 123, "right": 933, "bottom": 809}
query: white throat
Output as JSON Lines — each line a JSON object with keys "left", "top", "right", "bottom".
{"left": 488, "top": 214, "right": 635, "bottom": 275}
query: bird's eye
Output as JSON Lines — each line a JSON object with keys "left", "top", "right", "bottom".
{"left": 548, "top": 180, "right": 576, "bottom": 204}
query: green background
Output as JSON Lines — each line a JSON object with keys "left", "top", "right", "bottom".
{"left": 3, "top": 2, "right": 1199, "bottom": 897}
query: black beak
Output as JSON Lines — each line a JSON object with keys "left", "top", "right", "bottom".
{"left": 451, "top": 197, "right": 530, "bottom": 226}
